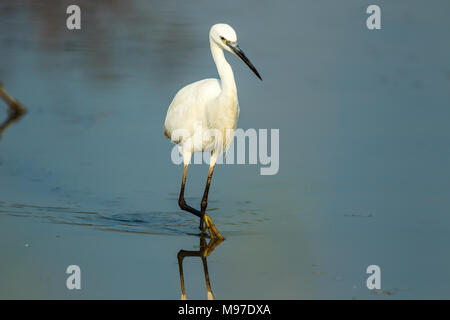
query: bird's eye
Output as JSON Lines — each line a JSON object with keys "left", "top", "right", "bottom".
{"left": 220, "top": 36, "right": 225, "bottom": 41}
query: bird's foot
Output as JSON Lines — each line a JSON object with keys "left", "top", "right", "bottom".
{"left": 203, "top": 214, "right": 224, "bottom": 241}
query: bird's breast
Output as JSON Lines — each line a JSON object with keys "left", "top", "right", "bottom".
{"left": 203, "top": 95, "right": 239, "bottom": 151}
{"left": 207, "top": 96, "right": 239, "bottom": 129}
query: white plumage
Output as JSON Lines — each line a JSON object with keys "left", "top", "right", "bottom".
{"left": 164, "top": 78, "right": 238, "bottom": 162}
{"left": 163, "top": 23, "right": 261, "bottom": 239}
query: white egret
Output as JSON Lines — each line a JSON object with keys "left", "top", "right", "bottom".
{"left": 164, "top": 23, "right": 261, "bottom": 239}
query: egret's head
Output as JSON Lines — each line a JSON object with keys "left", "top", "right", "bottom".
{"left": 210, "top": 23, "right": 238, "bottom": 49}
{"left": 209, "top": 23, "right": 262, "bottom": 80}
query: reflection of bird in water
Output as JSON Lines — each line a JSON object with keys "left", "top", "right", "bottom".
{"left": 164, "top": 24, "right": 262, "bottom": 240}
{"left": 177, "top": 236, "right": 223, "bottom": 300}
{"left": 0, "top": 83, "right": 26, "bottom": 139}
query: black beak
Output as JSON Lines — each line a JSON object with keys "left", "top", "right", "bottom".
{"left": 228, "top": 42, "right": 262, "bottom": 80}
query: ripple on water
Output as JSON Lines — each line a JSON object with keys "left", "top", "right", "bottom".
{"left": 0, "top": 198, "right": 267, "bottom": 237}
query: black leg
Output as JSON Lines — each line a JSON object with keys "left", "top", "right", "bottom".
{"left": 178, "top": 164, "right": 202, "bottom": 218}
{"left": 199, "top": 164, "right": 215, "bottom": 230}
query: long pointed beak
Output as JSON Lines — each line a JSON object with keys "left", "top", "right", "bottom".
{"left": 227, "top": 42, "right": 262, "bottom": 80}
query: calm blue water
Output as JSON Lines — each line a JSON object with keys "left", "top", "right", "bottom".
{"left": 1, "top": 0, "right": 450, "bottom": 299}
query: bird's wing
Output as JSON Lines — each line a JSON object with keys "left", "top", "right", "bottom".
{"left": 164, "top": 79, "right": 221, "bottom": 142}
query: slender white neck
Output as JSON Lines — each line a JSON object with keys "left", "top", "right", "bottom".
{"left": 210, "top": 40, "right": 237, "bottom": 98}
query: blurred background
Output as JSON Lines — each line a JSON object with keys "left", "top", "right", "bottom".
{"left": 0, "top": 0, "right": 450, "bottom": 299}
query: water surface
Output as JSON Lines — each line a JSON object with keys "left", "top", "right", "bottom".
{"left": 1, "top": 0, "right": 450, "bottom": 299}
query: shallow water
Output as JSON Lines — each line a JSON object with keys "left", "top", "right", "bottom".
{"left": 1, "top": 0, "right": 450, "bottom": 299}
